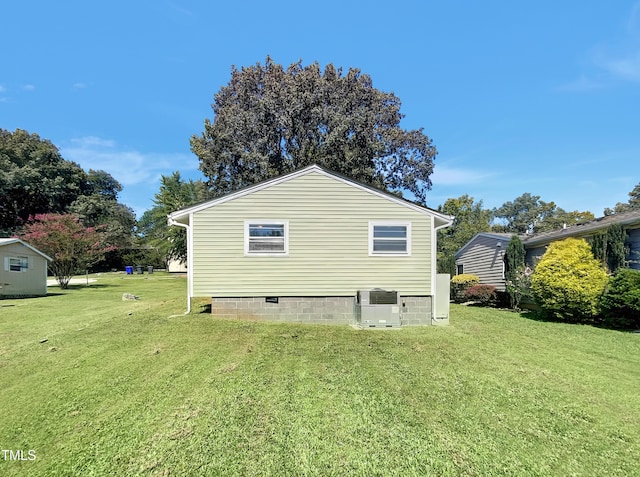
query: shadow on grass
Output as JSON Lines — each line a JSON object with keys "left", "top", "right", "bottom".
{"left": 2, "top": 293, "right": 64, "bottom": 301}
{"left": 52, "top": 284, "right": 111, "bottom": 290}
{"left": 516, "top": 307, "right": 639, "bottom": 333}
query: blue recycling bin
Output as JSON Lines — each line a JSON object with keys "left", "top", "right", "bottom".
{"left": 125, "top": 266, "right": 133, "bottom": 275}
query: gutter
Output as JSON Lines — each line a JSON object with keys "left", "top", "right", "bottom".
{"left": 167, "top": 216, "right": 192, "bottom": 314}
{"left": 431, "top": 214, "right": 455, "bottom": 321}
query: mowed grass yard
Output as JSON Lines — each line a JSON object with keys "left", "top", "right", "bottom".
{"left": 0, "top": 273, "right": 639, "bottom": 476}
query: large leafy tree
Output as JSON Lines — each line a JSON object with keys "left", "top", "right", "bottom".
{"left": 436, "top": 195, "right": 492, "bottom": 274}
{"left": 191, "top": 57, "right": 437, "bottom": 203}
{"left": 68, "top": 170, "right": 136, "bottom": 247}
{"left": 604, "top": 182, "right": 640, "bottom": 215}
{"left": 493, "top": 193, "right": 593, "bottom": 234}
{"left": 139, "top": 172, "right": 209, "bottom": 263}
{"left": 18, "top": 214, "right": 114, "bottom": 288}
{"left": 0, "top": 129, "right": 88, "bottom": 234}
{"left": 68, "top": 169, "right": 136, "bottom": 270}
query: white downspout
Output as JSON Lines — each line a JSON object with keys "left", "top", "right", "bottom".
{"left": 168, "top": 216, "right": 192, "bottom": 314}
{"left": 431, "top": 215, "right": 455, "bottom": 321}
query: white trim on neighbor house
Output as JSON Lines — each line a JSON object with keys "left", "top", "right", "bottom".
{"left": 454, "top": 232, "right": 514, "bottom": 260}
{"left": 0, "top": 238, "right": 52, "bottom": 262}
{"left": 168, "top": 164, "right": 454, "bottom": 227}
{"left": 244, "top": 220, "right": 290, "bottom": 256}
{"left": 4, "top": 256, "right": 29, "bottom": 272}
{"left": 368, "top": 221, "right": 411, "bottom": 256}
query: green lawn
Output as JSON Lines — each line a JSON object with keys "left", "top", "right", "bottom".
{"left": 1, "top": 273, "right": 639, "bottom": 476}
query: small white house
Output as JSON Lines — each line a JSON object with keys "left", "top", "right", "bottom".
{"left": 168, "top": 164, "right": 454, "bottom": 326}
{"left": 0, "top": 238, "right": 52, "bottom": 297}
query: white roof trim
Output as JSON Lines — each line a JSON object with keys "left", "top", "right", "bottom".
{"left": 0, "top": 238, "right": 53, "bottom": 261}
{"left": 169, "top": 164, "right": 454, "bottom": 226}
{"left": 454, "top": 232, "right": 514, "bottom": 259}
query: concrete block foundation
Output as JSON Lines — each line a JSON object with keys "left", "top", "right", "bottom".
{"left": 211, "top": 295, "right": 436, "bottom": 326}
{"left": 211, "top": 296, "right": 356, "bottom": 325}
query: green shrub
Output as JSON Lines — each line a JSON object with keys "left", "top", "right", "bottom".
{"left": 451, "top": 273, "right": 480, "bottom": 303}
{"left": 531, "top": 238, "right": 608, "bottom": 323}
{"left": 600, "top": 269, "right": 640, "bottom": 329}
{"left": 464, "top": 284, "right": 497, "bottom": 305}
{"left": 505, "top": 266, "right": 533, "bottom": 310}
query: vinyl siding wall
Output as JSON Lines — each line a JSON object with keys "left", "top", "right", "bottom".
{"left": 0, "top": 243, "right": 48, "bottom": 296}
{"left": 455, "top": 235, "right": 506, "bottom": 291}
{"left": 191, "top": 172, "right": 433, "bottom": 297}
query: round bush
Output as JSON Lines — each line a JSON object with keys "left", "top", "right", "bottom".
{"left": 464, "top": 284, "right": 497, "bottom": 305}
{"left": 531, "top": 238, "right": 608, "bottom": 322}
{"left": 451, "top": 273, "right": 480, "bottom": 303}
{"left": 600, "top": 268, "right": 640, "bottom": 329}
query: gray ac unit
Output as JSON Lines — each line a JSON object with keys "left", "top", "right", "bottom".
{"left": 356, "top": 289, "right": 401, "bottom": 328}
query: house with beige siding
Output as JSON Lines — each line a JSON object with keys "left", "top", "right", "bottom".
{"left": 168, "top": 164, "right": 453, "bottom": 326}
{"left": 0, "top": 238, "right": 51, "bottom": 297}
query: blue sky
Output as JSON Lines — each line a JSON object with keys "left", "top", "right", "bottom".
{"left": 2, "top": 1, "right": 639, "bottom": 217}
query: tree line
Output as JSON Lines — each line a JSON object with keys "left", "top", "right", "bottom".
{"left": 3, "top": 58, "right": 638, "bottom": 286}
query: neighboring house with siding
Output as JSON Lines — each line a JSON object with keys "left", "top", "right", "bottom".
{"left": 167, "top": 258, "right": 187, "bottom": 273}
{"left": 168, "top": 164, "right": 454, "bottom": 326}
{"left": 454, "top": 208, "right": 640, "bottom": 291}
{"left": 454, "top": 233, "right": 514, "bottom": 292}
{"left": 522, "top": 208, "right": 640, "bottom": 268}
{"left": 0, "top": 238, "right": 52, "bottom": 297}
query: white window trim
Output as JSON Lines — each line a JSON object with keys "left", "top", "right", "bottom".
{"left": 368, "top": 222, "right": 412, "bottom": 256}
{"left": 244, "top": 220, "right": 289, "bottom": 256}
{"left": 4, "top": 256, "right": 29, "bottom": 272}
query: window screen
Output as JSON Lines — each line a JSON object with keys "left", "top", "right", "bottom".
{"left": 372, "top": 225, "right": 408, "bottom": 254}
{"left": 247, "top": 223, "right": 286, "bottom": 253}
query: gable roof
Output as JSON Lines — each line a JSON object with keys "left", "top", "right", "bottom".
{"left": 168, "top": 164, "right": 454, "bottom": 227}
{"left": 0, "top": 238, "right": 53, "bottom": 261}
{"left": 522, "top": 208, "right": 640, "bottom": 247}
{"left": 454, "top": 232, "right": 515, "bottom": 259}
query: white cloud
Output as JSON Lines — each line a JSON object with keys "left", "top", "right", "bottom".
{"left": 595, "top": 50, "right": 640, "bottom": 81}
{"left": 0, "top": 85, "right": 6, "bottom": 93}
{"left": 556, "top": 75, "right": 604, "bottom": 92}
{"left": 562, "top": 3, "right": 640, "bottom": 89}
{"left": 431, "top": 165, "right": 498, "bottom": 186}
{"left": 72, "top": 136, "right": 116, "bottom": 148}
{"left": 593, "top": 3, "right": 640, "bottom": 82}
{"left": 61, "top": 137, "right": 198, "bottom": 187}
{"left": 72, "top": 82, "right": 87, "bottom": 89}
{"left": 21, "top": 84, "right": 35, "bottom": 91}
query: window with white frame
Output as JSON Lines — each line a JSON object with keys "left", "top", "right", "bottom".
{"left": 5, "top": 256, "right": 29, "bottom": 272}
{"left": 369, "top": 222, "right": 411, "bottom": 255}
{"left": 245, "top": 221, "right": 289, "bottom": 255}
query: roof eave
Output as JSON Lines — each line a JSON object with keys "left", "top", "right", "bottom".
{"left": 168, "top": 164, "right": 451, "bottom": 221}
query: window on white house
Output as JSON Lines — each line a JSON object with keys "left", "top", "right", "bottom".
{"left": 245, "top": 221, "right": 289, "bottom": 255}
{"left": 5, "top": 256, "right": 29, "bottom": 272}
{"left": 457, "top": 264, "right": 464, "bottom": 275}
{"left": 369, "top": 222, "right": 411, "bottom": 255}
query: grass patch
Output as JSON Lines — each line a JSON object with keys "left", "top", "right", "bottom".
{"left": 1, "top": 273, "right": 639, "bottom": 476}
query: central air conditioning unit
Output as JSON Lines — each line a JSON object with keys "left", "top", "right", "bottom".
{"left": 356, "top": 289, "right": 401, "bottom": 328}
